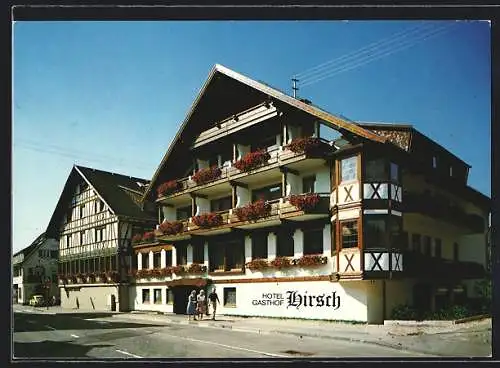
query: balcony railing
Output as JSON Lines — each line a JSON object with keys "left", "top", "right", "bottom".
{"left": 156, "top": 194, "right": 330, "bottom": 240}
{"left": 404, "top": 193, "right": 485, "bottom": 233}
{"left": 156, "top": 139, "right": 331, "bottom": 202}
{"left": 402, "top": 251, "right": 485, "bottom": 279}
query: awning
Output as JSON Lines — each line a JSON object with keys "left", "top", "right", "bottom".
{"left": 167, "top": 277, "right": 208, "bottom": 288}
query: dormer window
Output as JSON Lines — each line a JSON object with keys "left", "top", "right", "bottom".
{"left": 449, "top": 165, "right": 453, "bottom": 177}
{"left": 432, "top": 156, "right": 437, "bottom": 169}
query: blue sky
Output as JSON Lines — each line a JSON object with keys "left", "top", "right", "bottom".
{"left": 12, "top": 20, "right": 491, "bottom": 253}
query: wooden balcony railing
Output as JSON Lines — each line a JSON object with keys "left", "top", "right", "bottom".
{"left": 157, "top": 140, "right": 331, "bottom": 201}
{"left": 404, "top": 193, "right": 485, "bottom": 233}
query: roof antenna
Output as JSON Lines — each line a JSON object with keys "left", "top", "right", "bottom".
{"left": 292, "top": 77, "right": 299, "bottom": 98}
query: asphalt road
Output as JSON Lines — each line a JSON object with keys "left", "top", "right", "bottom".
{"left": 13, "top": 306, "right": 434, "bottom": 359}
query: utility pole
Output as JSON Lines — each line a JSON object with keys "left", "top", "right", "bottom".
{"left": 292, "top": 78, "right": 299, "bottom": 98}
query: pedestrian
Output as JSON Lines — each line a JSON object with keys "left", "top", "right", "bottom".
{"left": 196, "top": 290, "right": 207, "bottom": 321}
{"left": 186, "top": 290, "right": 197, "bottom": 321}
{"left": 208, "top": 287, "right": 220, "bottom": 320}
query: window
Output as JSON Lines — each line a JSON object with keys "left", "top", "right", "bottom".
{"left": 153, "top": 289, "right": 162, "bottom": 304}
{"left": 66, "top": 235, "right": 72, "bottom": 248}
{"left": 364, "top": 216, "right": 387, "bottom": 249}
{"left": 176, "top": 205, "right": 192, "bottom": 221}
{"left": 80, "top": 231, "right": 86, "bottom": 245}
{"left": 192, "top": 243, "right": 204, "bottom": 264}
{"left": 453, "top": 243, "right": 459, "bottom": 261}
{"left": 303, "top": 228, "right": 323, "bottom": 255}
{"left": 365, "top": 159, "right": 387, "bottom": 182}
{"left": 165, "top": 250, "right": 173, "bottom": 267}
{"left": 95, "top": 200, "right": 104, "bottom": 213}
{"left": 411, "top": 234, "right": 421, "bottom": 253}
{"left": 142, "top": 253, "right": 150, "bottom": 269}
{"left": 209, "top": 244, "right": 225, "bottom": 272}
{"left": 153, "top": 252, "right": 161, "bottom": 269}
{"left": 224, "top": 287, "right": 236, "bottom": 307}
{"left": 66, "top": 209, "right": 73, "bottom": 223}
{"left": 341, "top": 156, "right": 357, "bottom": 183}
{"left": 210, "top": 196, "right": 232, "bottom": 212}
{"left": 302, "top": 176, "right": 316, "bottom": 194}
{"left": 166, "top": 289, "right": 174, "bottom": 304}
{"left": 50, "top": 250, "right": 58, "bottom": 259}
{"left": 252, "top": 232, "right": 268, "bottom": 259}
{"left": 434, "top": 238, "right": 442, "bottom": 258}
{"left": 252, "top": 183, "right": 282, "bottom": 202}
{"left": 79, "top": 204, "right": 85, "bottom": 219}
{"left": 423, "top": 236, "right": 432, "bottom": 256}
{"left": 432, "top": 156, "right": 437, "bottom": 169}
{"left": 390, "top": 163, "right": 399, "bottom": 183}
{"left": 449, "top": 166, "right": 453, "bottom": 177}
{"left": 225, "top": 241, "right": 244, "bottom": 270}
{"left": 341, "top": 221, "right": 358, "bottom": 249}
{"left": 251, "top": 135, "right": 277, "bottom": 151}
{"left": 142, "top": 289, "right": 150, "bottom": 304}
{"left": 38, "top": 250, "right": 44, "bottom": 258}
{"left": 277, "top": 229, "right": 294, "bottom": 257}
{"left": 176, "top": 244, "right": 187, "bottom": 266}
{"left": 96, "top": 227, "right": 105, "bottom": 242}
{"left": 220, "top": 146, "right": 234, "bottom": 167}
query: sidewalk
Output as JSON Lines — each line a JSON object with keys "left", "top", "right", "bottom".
{"left": 109, "top": 311, "right": 492, "bottom": 357}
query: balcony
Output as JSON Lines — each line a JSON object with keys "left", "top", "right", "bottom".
{"left": 402, "top": 251, "right": 485, "bottom": 280}
{"left": 156, "top": 138, "right": 331, "bottom": 205}
{"left": 404, "top": 193, "right": 485, "bottom": 234}
{"left": 156, "top": 193, "right": 330, "bottom": 241}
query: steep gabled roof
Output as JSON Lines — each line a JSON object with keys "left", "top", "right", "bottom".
{"left": 143, "top": 64, "right": 386, "bottom": 200}
{"left": 46, "top": 165, "right": 156, "bottom": 238}
{"left": 13, "top": 232, "right": 47, "bottom": 260}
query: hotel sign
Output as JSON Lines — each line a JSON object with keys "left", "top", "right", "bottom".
{"left": 251, "top": 290, "right": 341, "bottom": 310}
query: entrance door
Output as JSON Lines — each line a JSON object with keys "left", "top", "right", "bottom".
{"left": 173, "top": 286, "right": 198, "bottom": 314}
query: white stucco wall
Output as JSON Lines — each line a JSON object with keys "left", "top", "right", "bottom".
{"left": 213, "top": 280, "right": 369, "bottom": 322}
{"left": 60, "top": 285, "right": 119, "bottom": 311}
{"left": 286, "top": 172, "right": 301, "bottom": 196}
{"left": 235, "top": 186, "right": 250, "bottom": 207}
{"left": 195, "top": 197, "right": 210, "bottom": 216}
{"left": 130, "top": 285, "right": 174, "bottom": 313}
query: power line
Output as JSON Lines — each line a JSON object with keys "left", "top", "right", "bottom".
{"left": 294, "top": 22, "right": 436, "bottom": 82}
{"left": 14, "top": 140, "right": 155, "bottom": 173}
{"left": 300, "top": 23, "right": 458, "bottom": 88}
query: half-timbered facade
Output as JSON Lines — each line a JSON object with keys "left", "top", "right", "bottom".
{"left": 133, "top": 65, "right": 489, "bottom": 323}
{"left": 45, "top": 165, "right": 156, "bottom": 312}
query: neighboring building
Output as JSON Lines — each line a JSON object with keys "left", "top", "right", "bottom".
{"left": 130, "top": 64, "right": 487, "bottom": 323}
{"left": 45, "top": 165, "right": 156, "bottom": 312}
{"left": 12, "top": 233, "right": 59, "bottom": 305}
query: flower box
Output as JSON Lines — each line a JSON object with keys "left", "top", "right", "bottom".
{"left": 269, "top": 256, "right": 292, "bottom": 269}
{"left": 86, "top": 274, "right": 95, "bottom": 283}
{"left": 289, "top": 193, "right": 320, "bottom": 211}
{"left": 159, "top": 221, "right": 185, "bottom": 235}
{"left": 245, "top": 258, "right": 269, "bottom": 270}
{"left": 192, "top": 166, "right": 222, "bottom": 185}
{"left": 186, "top": 263, "right": 207, "bottom": 274}
{"left": 234, "top": 199, "right": 272, "bottom": 222}
{"left": 234, "top": 150, "right": 271, "bottom": 172}
{"left": 192, "top": 213, "right": 224, "bottom": 228}
{"left": 141, "top": 231, "right": 156, "bottom": 243}
{"left": 157, "top": 180, "right": 181, "bottom": 198}
{"left": 106, "top": 271, "right": 119, "bottom": 283}
{"left": 131, "top": 234, "right": 143, "bottom": 244}
{"left": 170, "top": 265, "right": 185, "bottom": 274}
{"left": 286, "top": 137, "right": 323, "bottom": 155}
{"left": 294, "top": 254, "right": 328, "bottom": 267}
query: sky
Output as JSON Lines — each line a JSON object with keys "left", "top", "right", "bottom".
{"left": 12, "top": 20, "right": 491, "bottom": 253}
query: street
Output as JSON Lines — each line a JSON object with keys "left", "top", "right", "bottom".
{"left": 12, "top": 306, "right": 435, "bottom": 359}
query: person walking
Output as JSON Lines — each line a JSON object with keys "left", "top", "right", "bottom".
{"left": 186, "top": 290, "right": 197, "bottom": 321}
{"left": 208, "top": 287, "right": 220, "bottom": 320}
{"left": 196, "top": 290, "right": 207, "bottom": 321}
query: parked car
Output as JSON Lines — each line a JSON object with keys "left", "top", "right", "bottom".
{"left": 29, "top": 294, "right": 45, "bottom": 307}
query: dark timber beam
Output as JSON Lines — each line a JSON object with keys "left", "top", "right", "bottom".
{"left": 279, "top": 166, "right": 300, "bottom": 176}
{"left": 229, "top": 180, "right": 249, "bottom": 189}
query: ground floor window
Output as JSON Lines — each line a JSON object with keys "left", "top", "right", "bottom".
{"left": 303, "top": 228, "right": 323, "bottom": 255}
{"left": 142, "top": 289, "right": 150, "bottom": 304}
{"left": 176, "top": 243, "right": 188, "bottom": 266}
{"left": 153, "top": 288, "right": 162, "bottom": 304}
{"left": 224, "top": 287, "right": 236, "bottom": 307}
{"left": 166, "top": 289, "right": 174, "bottom": 304}
{"left": 341, "top": 221, "right": 358, "bottom": 249}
